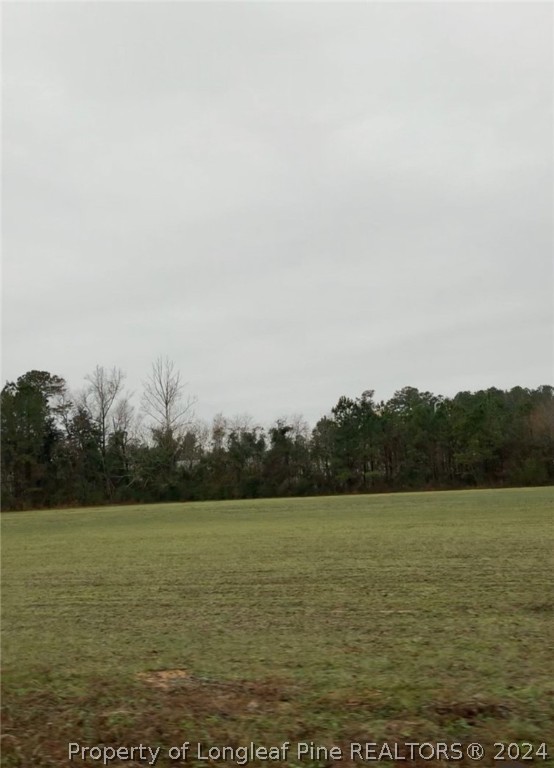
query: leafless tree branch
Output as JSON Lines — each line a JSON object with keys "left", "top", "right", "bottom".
{"left": 141, "top": 357, "right": 196, "bottom": 439}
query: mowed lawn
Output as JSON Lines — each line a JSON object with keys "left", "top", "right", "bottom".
{"left": 1, "top": 488, "right": 553, "bottom": 766}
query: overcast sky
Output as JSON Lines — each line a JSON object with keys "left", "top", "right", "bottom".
{"left": 3, "top": 1, "right": 553, "bottom": 426}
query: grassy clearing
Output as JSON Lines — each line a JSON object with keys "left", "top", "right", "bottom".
{"left": 1, "top": 488, "right": 553, "bottom": 766}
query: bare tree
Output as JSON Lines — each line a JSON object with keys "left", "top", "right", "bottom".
{"left": 289, "top": 413, "right": 310, "bottom": 442}
{"left": 141, "top": 357, "right": 196, "bottom": 441}
{"left": 111, "top": 395, "right": 135, "bottom": 436}
{"left": 228, "top": 412, "right": 255, "bottom": 435}
{"left": 81, "top": 365, "right": 127, "bottom": 497}
{"left": 211, "top": 412, "right": 228, "bottom": 452}
{"left": 83, "top": 365, "right": 126, "bottom": 455}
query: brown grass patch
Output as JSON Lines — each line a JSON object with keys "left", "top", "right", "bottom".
{"left": 1, "top": 677, "right": 540, "bottom": 768}
{"left": 135, "top": 669, "right": 298, "bottom": 718}
{"left": 136, "top": 668, "right": 191, "bottom": 690}
{"left": 432, "top": 696, "right": 511, "bottom": 725}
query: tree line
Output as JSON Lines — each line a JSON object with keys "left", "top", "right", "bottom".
{"left": 1, "top": 358, "right": 552, "bottom": 510}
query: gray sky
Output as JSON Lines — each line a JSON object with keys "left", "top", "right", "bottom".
{"left": 3, "top": 1, "right": 553, "bottom": 427}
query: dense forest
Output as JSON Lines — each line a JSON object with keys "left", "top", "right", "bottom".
{"left": 1, "top": 359, "right": 553, "bottom": 510}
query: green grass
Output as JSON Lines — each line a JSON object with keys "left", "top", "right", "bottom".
{"left": 2, "top": 488, "right": 553, "bottom": 766}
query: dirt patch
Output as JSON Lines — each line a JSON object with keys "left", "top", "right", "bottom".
{"left": 136, "top": 669, "right": 297, "bottom": 717}
{"left": 381, "top": 719, "right": 433, "bottom": 739}
{"left": 136, "top": 669, "right": 191, "bottom": 690}
{"left": 433, "top": 697, "right": 511, "bottom": 725}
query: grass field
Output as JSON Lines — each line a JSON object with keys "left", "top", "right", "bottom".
{"left": 1, "top": 488, "right": 553, "bottom": 767}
